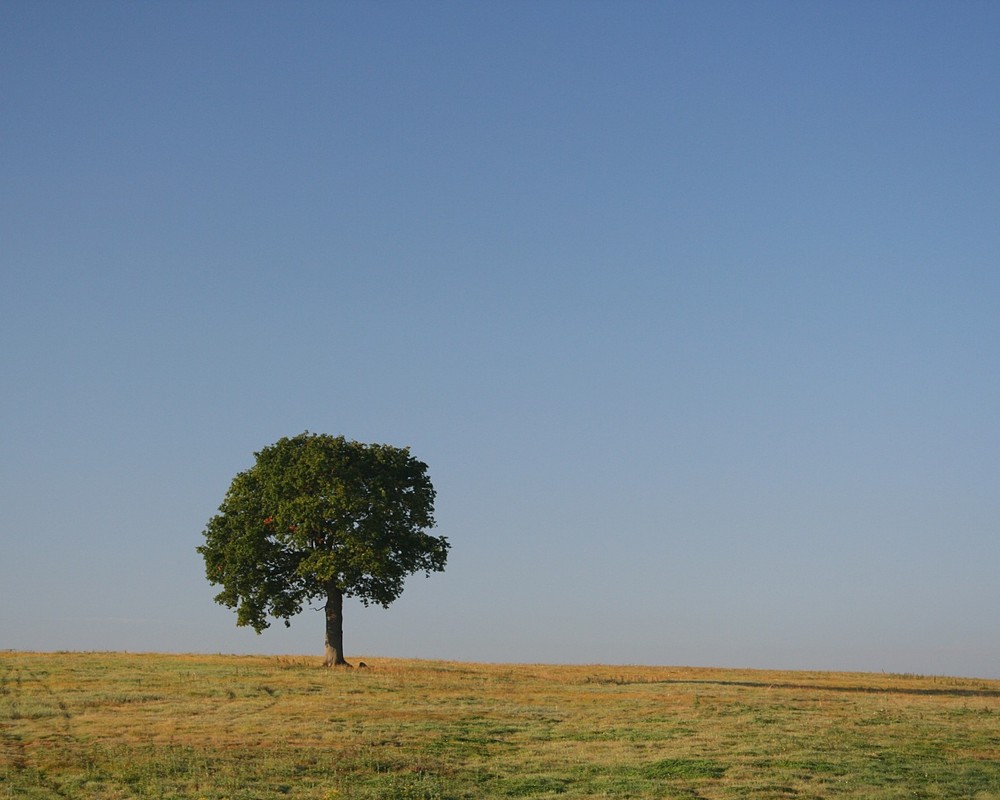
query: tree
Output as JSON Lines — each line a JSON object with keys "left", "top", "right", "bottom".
{"left": 198, "top": 433, "right": 449, "bottom": 666}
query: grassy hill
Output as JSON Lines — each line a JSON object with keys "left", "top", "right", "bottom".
{"left": 2, "top": 651, "right": 999, "bottom": 799}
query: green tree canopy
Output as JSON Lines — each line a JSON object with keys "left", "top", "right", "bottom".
{"left": 198, "top": 433, "right": 449, "bottom": 665}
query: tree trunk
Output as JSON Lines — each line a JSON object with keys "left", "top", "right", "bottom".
{"left": 323, "top": 584, "right": 350, "bottom": 667}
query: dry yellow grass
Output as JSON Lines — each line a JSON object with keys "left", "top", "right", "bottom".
{"left": 2, "top": 651, "right": 1000, "bottom": 798}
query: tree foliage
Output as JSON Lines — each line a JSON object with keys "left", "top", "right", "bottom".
{"left": 198, "top": 433, "right": 448, "bottom": 644}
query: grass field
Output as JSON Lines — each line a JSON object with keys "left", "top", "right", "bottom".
{"left": 2, "top": 651, "right": 999, "bottom": 799}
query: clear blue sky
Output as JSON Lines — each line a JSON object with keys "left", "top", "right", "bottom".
{"left": 3, "top": 1, "right": 999, "bottom": 678}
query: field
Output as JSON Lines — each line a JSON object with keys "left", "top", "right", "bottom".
{"left": 2, "top": 652, "right": 1000, "bottom": 799}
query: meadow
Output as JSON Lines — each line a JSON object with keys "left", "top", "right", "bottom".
{"left": 2, "top": 651, "right": 999, "bottom": 799}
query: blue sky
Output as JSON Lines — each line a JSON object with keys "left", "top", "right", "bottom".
{"left": 3, "top": 1, "right": 999, "bottom": 678}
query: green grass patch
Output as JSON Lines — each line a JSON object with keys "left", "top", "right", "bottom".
{"left": 638, "top": 757, "right": 728, "bottom": 779}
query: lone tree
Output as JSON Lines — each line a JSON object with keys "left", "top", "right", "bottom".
{"left": 198, "top": 433, "right": 449, "bottom": 666}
